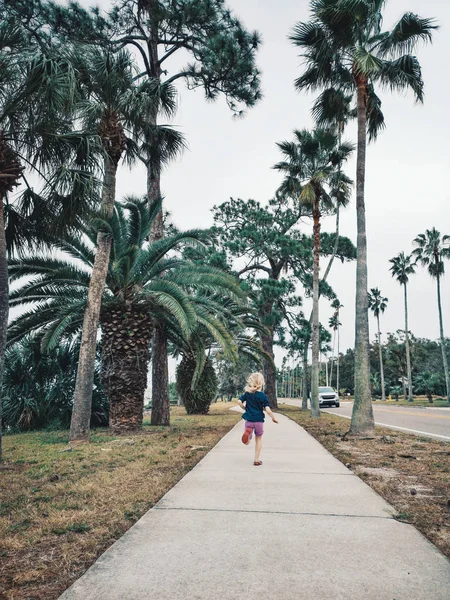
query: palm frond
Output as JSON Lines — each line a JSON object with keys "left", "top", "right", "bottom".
{"left": 366, "top": 84, "right": 386, "bottom": 141}
{"left": 131, "top": 232, "right": 205, "bottom": 284}
{"left": 375, "top": 13, "right": 437, "bottom": 58}
{"left": 139, "top": 124, "right": 187, "bottom": 167}
{"left": 311, "top": 87, "right": 354, "bottom": 129}
{"left": 378, "top": 55, "right": 424, "bottom": 103}
{"left": 147, "top": 289, "right": 194, "bottom": 340}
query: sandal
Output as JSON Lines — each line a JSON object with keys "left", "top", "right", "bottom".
{"left": 242, "top": 427, "right": 252, "bottom": 445}
{"left": 254, "top": 461, "right": 263, "bottom": 466}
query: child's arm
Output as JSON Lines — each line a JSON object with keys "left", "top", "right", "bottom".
{"left": 237, "top": 399, "right": 246, "bottom": 410}
{"left": 264, "top": 406, "right": 278, "bottom": 424}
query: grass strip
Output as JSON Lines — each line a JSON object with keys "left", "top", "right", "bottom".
{"left": 278, "top": 405, "right": 450, "bottom": 560}
{"left": 0, "top": 404, "right": 240, "bottom": 600}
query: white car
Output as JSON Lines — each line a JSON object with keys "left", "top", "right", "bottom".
{"left": 318, "top": 386, "right": 340, "bottom": 408}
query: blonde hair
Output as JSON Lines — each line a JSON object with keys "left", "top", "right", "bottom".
{"left": 245, "top": 372, "right": 264, "bottom": 393}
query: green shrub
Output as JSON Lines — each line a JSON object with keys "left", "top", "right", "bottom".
{"left": 3, "top": 336, "right": 108, "bottom": 431}
{"left": 176, "top": 355, "right": 218, "bottom": 415}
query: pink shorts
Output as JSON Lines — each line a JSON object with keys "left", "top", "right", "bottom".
{"left": 244, "top": 420, "right": 264, "bottom": 437}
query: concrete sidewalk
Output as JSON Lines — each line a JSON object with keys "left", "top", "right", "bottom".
{"left": 60, "top": 414, "right": 450, "bottom": 600}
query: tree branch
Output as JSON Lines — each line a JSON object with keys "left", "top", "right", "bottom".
{"left": 117, "top": 38, "right": 152, "bottom": 76}
{"left": 237, "top": 263, "right": 272, "bottom": 277}
{"left": 159, "top": 45, "right": 180, "bottom": 65}
{"left": 165, "top": 71, "right": 190, "bottom": 85}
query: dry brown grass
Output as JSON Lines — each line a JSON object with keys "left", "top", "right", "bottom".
{"left": 278, "top": 405, "right": 450, "bottom": 560}
{"left": 369, "top": 396, "right": 449, "bottom": 407}
{"left": 0, "top": 404, "right": 240, "bottom": 600}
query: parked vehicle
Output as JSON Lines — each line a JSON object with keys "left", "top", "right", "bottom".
{"left": 317, "top": 387, "right": 340, "bottom": 408}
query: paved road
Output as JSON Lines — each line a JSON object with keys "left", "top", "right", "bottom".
{"left": 281, "top": 399, "right": 450, "bottom": 441}
{"left": 59, "top": 414, "right": 450, "bottom": 600}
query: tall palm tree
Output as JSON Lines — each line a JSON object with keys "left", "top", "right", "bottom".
{"left": 331, "top": 299, "right": 344, "bottom": 395}
{"left": 329, "top": 299, "right": 343, "bottom": 391}
{"left": 291, "top": 0, "right": 436, "bottom": 434}
{"left": 9, "top": 198, "right": 244, "bottom": 434}
{"left": 69, "top": 47, "right": 147, "bottom": 441}
{"left": 328, "top": 313, "right": 339, "bottom": 387}
{"left": 413, "top": 228, "right": 450, "bottom": 404}
{"left": 299, "top": 90, "right": 353, "bottom": 409}
{"left": 389, "top": 253, "right": 415, "bottom": 402}
{"left": 368, "top": 288, "right": 388, "bottom": 400}
{"left": 312, "top": 88, "right": 354, "bottom": 282}
{"left": 274, "top": 128, "right": 353, "bottom": 417}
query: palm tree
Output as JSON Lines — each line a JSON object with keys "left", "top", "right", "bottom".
{"left": 291, "top": 0, "right": 436, "bottom": 434}
{"left": 312, "top": 88, "right": 354, "bottom": 282}
{"left": 329, "top": 301, "right": 343, "bottom": 390}
{"left": 390, "top": 385, "right": 402, "bottom": 402}
{"left": 414, "top": 372, "right": 441, "bottom": 404}
{"left": 170, "top": 288, "right": 269, "bottom": 414}
{"left": 0, "top": 12, "right": 100, "bottom": 458}
{"left": 413, "top": 228, "right": 450, "bottom": 404}
{"left": 69, "top": 47, "right": 148, "bottom": 441}
{"left": 9, "top": 198, "right": 244, "bottom": 434}
{"left": 331, "top": 299, "right": 343, "bottom": 395}
{"left": 368, "top": 288, "right": 388, "bottom": 400}
{"left": 303, "top": 91, "right": 353, "bottom": 409}
{"left": 274, "top": 128, "right": 353, "bottom": 417}
{"left": 416, "top": 371, "right": 441, "bottom": 404}
{"left": 389, "top": 253, "right": 415, "bottom": 402}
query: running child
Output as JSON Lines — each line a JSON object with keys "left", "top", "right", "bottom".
{"left": 238, "top": 372, "right": 278, "bottom": 466}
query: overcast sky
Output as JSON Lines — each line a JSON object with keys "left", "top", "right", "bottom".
{"left": 77, "top": 0, "right": 450, "bottom": 366}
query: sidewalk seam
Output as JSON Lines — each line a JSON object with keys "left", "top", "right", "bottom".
{"left": 153, "top": 506, "right": 394, "bottom": 520}
{"left": 195, "top": 470, "right": 353, "bottom": 475}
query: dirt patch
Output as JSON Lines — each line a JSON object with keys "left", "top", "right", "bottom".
{"left": 0, "top": 404, "right": 241, "bottom": 600}
{"left": 278, "top": 405, "right": 450, "bottom": 560}
{"left": 356, "top": 466, "right": 400, "bottom": 478}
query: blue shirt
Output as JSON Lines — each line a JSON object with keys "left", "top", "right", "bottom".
{"left": 239, "top": 391, "right": 270, "bottom": 422}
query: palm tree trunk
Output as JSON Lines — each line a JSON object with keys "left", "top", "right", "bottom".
{"left": 330, "top": 328, "right": 336, "bottom": 386}
{"left": 150, "top": 324, "right": 170, "bottom": 425}
{"left": 302, "top": 344, "right": 309, "bottom": 410}
{"left": 337, "top": 325, "right": 340, "bottom": 397}
{"left": 303, "top": 200, "right": 340, "bottom": 410}
{"left": 101, "top": 307, "right": 154, "bottom": 433}
{"left": 0, "top": 198, "right": 8, "bottom": 460}
{"left": 148, "top": 159, "right": 163, "bottom": 238}
{"left": 377, "top": 315, "right": 386, "bottom": 401}
{"left": 350, "top": 76, "right": 374, "bottom": 435}
{"left": 311, "top": 200, "right": 321, "bottom": 418}
{"left": 70, "top": 157, "right": 116, "bottom": 441}
{"left": 436, "top": 276, "right": 450, "bottom": 404}
{"left": 322, "top": 203, "right": 340, "bottom": 282}
{"left": 403, "top": 282, "right": 414, "bottom": 402}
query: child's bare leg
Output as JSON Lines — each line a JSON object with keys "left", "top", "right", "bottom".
{"left": 254, "top": 435, "right": 263, "bottom": 462}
